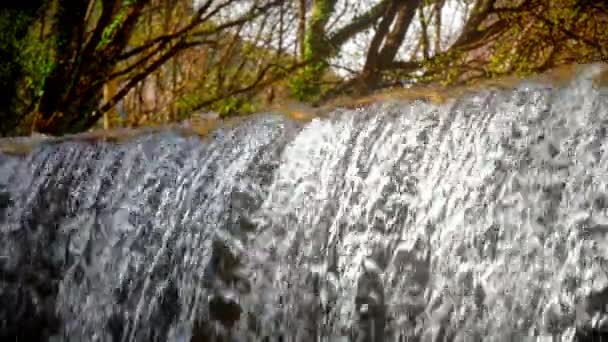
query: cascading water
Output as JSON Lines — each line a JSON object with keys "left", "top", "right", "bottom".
{"left": 1, "top": 65, "right": 608, "bottom": 341}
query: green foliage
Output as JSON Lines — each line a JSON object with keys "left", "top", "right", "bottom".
{"left": 288, "top": 0, "right": 338, "bottom": 101}
{"left": 411, "top": 50, "right": 466, "bottom": 85}
{"left": 98, "top": 2, "right": 133, "bottom": 50}
{"left": 0, "top": 11, "right": 29, "bottom": 86}
{"left": 288, "top": 63, "right": 326, "bottom": 102}
{"left": 213, "top": 97, "right": 257, "bottom": 118}
{"left": 303, "top": 0, "right": 337, "bottom": 61}
{"left": 0, "top": 7, "right": 53, "bottom": 122}
{"left": 18, "top": 27, "right": 55, "bottom": 101}
{"left": 99, "top": 15, "right": 126, "bottom": 50}
{"left": 0, "top": 11, "right": 23, "bottom": 48}
{"left": 176, "top": 92, "right": 258, "bottom": 120}
{"left": 482, "top": 0, "right": 605, "bottom": 78}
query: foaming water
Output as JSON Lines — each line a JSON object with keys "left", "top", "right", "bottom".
{"left": 2, "top": 66, "right": 608, "bottom": 341}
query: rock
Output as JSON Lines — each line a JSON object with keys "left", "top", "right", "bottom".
{"left": 0, "top": 184, "right": 11, "bottom": 218}
{"left": 207, "top": 238, "right": 252, "bottom": 295}
{"left": 190, "top": 320, "right": 216, "bottom": 342}
{"left": 0, "top": 189, "right": 10, "bottom": 210}
{"left": 209, "top": 239, "right": 242, "bottom": 285}
{"left": 0, "top": 283, "right": 60, "bottom": 341}
{"left": 189, "top": 293, "right": 242, "bottom": 342}
{"left": 354, "top": 269, "right": 386, "bottom": 342}
{"left": 106, "top": 312, "right": 125, "bottom": 342}
{"left": 575, "top": 325, "right": 608, "bottom": 342}
{"left": 209, "top": 293, "right": 242, "bottom": 328}
{"left": 574, "top": 286, "right": 608, "bottom": 341}
{"left": 583, "top": 287, "right": 608, "bottom": 315}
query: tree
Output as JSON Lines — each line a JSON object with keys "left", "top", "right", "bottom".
{"left": 313, "top": 0, "right": 607, "bottom": 99}
{"left": 289, "top": 0, "right": 393, "bottom": 101}
{"left": 1, "top": 0, "right": 286, "bottom": 136}
{"left": 108, "top": 0, "right": 304, "bottom": 127}
{"left": 2, "top": 0, "right": 606, "bottom": 136}
{"left": 0, "top": 1, "right": 46, "bottom": 136}
{"left": 356, "top": 0, "right": 422, "bottom": 93}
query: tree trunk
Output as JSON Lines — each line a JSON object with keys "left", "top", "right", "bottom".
{"left": 103, "top": 78, "right": 119, "bottom": 129}
{"left": 298, "top": 0, "right": 307, "bottom": 61}
{"left": 292, "top": 0, "right": 391, "bottom": 100}
{"left": 358, "top": 0, "right": 422, "bottom": 93}
{"left": 419, "top": 2, "right": 430, "bottom": 59}
{"left": 32, "top": 0, "right": 147, "bottom": 135}
{"left": 433, "top": 0, "right": 445, "bottom": 53}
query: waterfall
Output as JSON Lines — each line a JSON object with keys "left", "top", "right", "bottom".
{"left": 1, "top": 65, "right": 608, "bottom": 341}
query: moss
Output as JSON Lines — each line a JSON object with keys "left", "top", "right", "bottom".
{"left": 0, "top": 5, "right": 51, "bottom": 135}
{"left": 288, "top": 0, "right": 338, "bottom": 101}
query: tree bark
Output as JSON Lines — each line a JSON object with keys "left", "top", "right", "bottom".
{"left": 298, "top": 0, "right": 307, "bottom": 61}
{"left": 419, "top": 2, "right": 430, "bottom": 59}
{"left": 304, "top": 0, "right": 338, "bottom": 62}
{"left": 102, "top": 78, "right": 118, "bottom": 129}
{"left": 357, "top": 0, "right": 422, "bottom": 93}
{"left": 33, "top": 0, "right": 147, "bottom": 135}
{"left": 327, "top": 0, "right": 391, "bottom": 50}
{"left": 433, "top": 0, "right": 445, "bottom": 53}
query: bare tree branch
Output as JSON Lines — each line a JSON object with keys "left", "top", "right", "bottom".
{"left": 328, "top": 0, "right": 391, "bottom": 51}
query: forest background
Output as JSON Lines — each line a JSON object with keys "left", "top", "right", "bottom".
{"left": 0, "top": 0, "right": 606, "bottom": 136}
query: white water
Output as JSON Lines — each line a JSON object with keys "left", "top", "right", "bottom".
{"left": 1, "top": 65, "right": 608, "bottom": 341}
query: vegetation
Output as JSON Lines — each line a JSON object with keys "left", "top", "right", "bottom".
{"left": 0, "top": 0, "right": 606, "bottom": 136}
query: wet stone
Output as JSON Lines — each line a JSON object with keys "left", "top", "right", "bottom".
{"left": 0, "top": 189, "right": 10, "bottom": 210}
{"left": 106, "top": 312, "right": 125, "bottom": 342}
{"left": 0, "top": 283, "right": 61, "bottom": 341}
{"left": 209, "top": 239, "right": 245, "bottom": 287}
{"left": 355, "top": 270, "right": 386, "bottom": 342}
{"left": 575, "top": 287, "right": 608, "bottom": 341}
{"left": 209, "top": 294, "right": 242, "bottom": 328}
